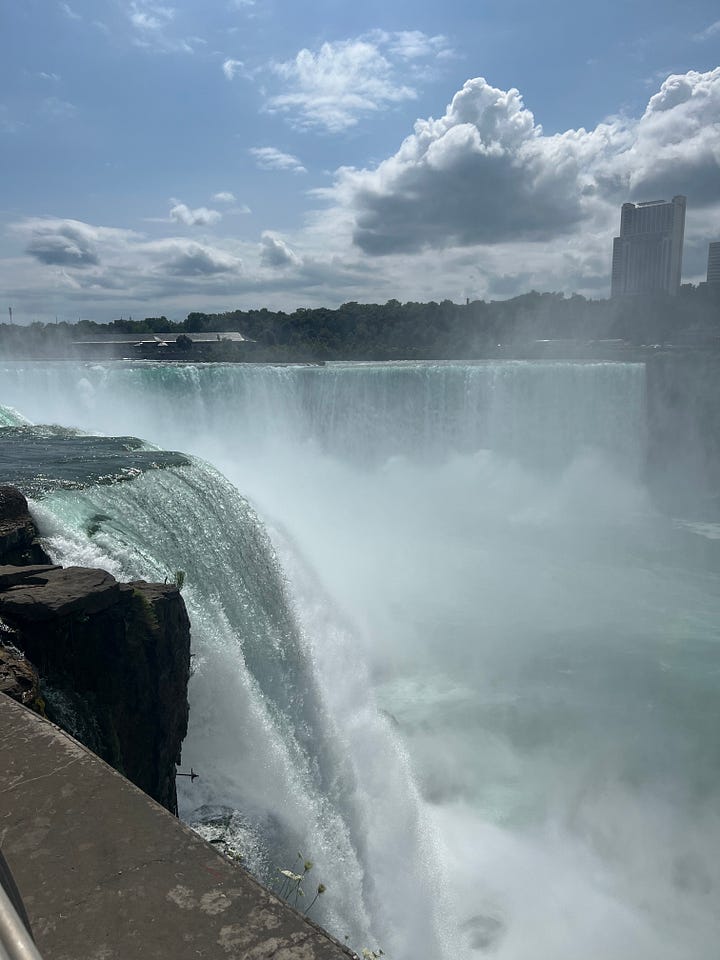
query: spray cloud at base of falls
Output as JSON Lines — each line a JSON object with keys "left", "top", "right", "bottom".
{"left": 3, "top": 360, "right": 720, "bottom": 959}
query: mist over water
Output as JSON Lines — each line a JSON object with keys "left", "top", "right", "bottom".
{"left": 2, "top": 360, "right": 720, "bottom": 958}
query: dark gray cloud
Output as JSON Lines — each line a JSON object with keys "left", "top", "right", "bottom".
{"left": 161, "top": 242, "right": 241, "bottom": 276}
{"left": 19, "top": 218, "right": 141, "bottom": 271}
{"left": 27, "top": 228, "right": 99, "bottom": 266}
{"left": 352, "top": 149, "right": 583, "bottom": 254}
{"left": 259, "top": 231, "right": 301, "bottom": 268}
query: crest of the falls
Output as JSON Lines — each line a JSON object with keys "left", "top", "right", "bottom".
{"left": 0, "top": 360, "right": 646, "bottom": 474}
{"left": 0, "top": 403, "right": 30, "bottom": 427}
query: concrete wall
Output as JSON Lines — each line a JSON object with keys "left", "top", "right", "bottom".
{"left": 0, "top": 694, "right": 353, "bottom": 960}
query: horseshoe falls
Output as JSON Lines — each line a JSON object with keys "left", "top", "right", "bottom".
{"left": 2, "top": 360, "right": 720, "bottom": 960}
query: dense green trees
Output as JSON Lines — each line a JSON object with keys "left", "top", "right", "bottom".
{"left": 168, "top": 288, "right": 720, "bottom": 358}
{"left": 2, "top": 287, "right": 719, "bottom": 360}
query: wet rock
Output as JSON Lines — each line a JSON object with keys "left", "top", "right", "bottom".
{"left": 0, "top": 486, "right": 51, "bottom": 565}
{"left": 0, "top": 573, "right": 191, "bottom": 814}
{"left": 0, "top": 564, "right": 62, "bottom": 589}
{"left": 0, "top": 486, "right": 191, "bottom": 815}
{"left": 0, "top": 565, "right": 119, "bottom": 620}
{"left": 0, "top": 640, "right": 42, "bottom": 711}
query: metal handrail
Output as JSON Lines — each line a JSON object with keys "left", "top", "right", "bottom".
{"left": 0, "top": 880, "right": 43, "bottom": 960}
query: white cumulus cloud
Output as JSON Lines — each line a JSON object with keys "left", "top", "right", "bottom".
{"left": 266, "top": 31, "right": 451, "bottom": 132}
{"left": 319, "top": 69, "right": 720, "bottom": 257}
{"left": 222, "top": 58, "right": 244, "bottom": 80}
{"left": 212, "top": 191, "right": 236, "bottom": 204}
{"left": 151, "top": 240, "right": 242, "bottom": 276}
{"left": 169, "top": 202, "right": 222, "bottom": 226}
{"left": 259, "top": 231, "right": 302, "bottom": 268}
{"left": 617, "top": 68, "right": 720, "bottom": 203}
{"left": 59, "top": 2, "right": 81, "bottom": 20}
{"left": 373, "top": 29, "right": 452, "bottom": 61}
{"left": 250, "top": 146, "right": 306, "bottom": 173}
{"left": 3, "top": 216, "right": 260, "bottom": 318}
{"left": 127, "top": 1, "right": 195, "bottom": 53}
{"left": 693, "top": 19, "right": 720, "bottom": 41}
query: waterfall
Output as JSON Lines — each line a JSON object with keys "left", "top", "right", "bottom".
{"left": 0, "top": 360, "right": 646, "bottom": 474}
{"left": 5, "top": 359, "right": 718, "bottom": 959}
{"left": 27, "top": 461, "right": 452, "bottom": 959}
{"left": 0, "top": 404, "right": 30, "bottom": 427}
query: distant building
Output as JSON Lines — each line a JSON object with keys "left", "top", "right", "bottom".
{"left": 611, "top": 195, "right": 686, "bottom": 297}
{"left": 707, "top": 242, "right": 720, "bottom": 285}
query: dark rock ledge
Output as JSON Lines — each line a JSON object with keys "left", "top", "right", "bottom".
{"left": 0, "top": 485, "right": 51, "bottom": 565}
{"left": 0, "top": 485, "right": 191, "bottom": 815}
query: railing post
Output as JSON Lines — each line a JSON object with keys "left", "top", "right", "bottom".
{"left": 0, "top": 871, "right": 43, "bottom": 960}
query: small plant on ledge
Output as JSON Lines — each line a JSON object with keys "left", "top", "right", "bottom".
{"left": 276, "top": 852, "right": 326, "bottom": 912}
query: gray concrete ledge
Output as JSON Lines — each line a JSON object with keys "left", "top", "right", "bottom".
{"left": 0, "top": 694, "right": 353, "bottom": 960}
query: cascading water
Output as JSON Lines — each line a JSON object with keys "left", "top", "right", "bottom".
{"left": 0, "top": 360, "right": 646, "bottom": 471}
{"left": 28, "top": 463, "right": 448, "bottom": 957}
{"left": 2, "top": 360, "right": 720, "bottom": 959}
{"left": 0, "top": 404, "right": 30, "bottom": 427}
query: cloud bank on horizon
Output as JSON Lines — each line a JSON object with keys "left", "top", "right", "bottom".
{"left": 1, "top": 0, "right": 719, "bottom": 322}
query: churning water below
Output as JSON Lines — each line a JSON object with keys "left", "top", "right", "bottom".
{"left": 2, "top": 360, "right": 720, "bottom": 959}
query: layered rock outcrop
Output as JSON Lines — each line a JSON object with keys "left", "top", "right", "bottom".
{"left": 0, "top": 639, "right": 41, "bottom": 709}
{"left": 0, "top": 486, "right": 51, "bottom": 565}
{"left": 0, "top": 486, "right": 191, "bottom": 814}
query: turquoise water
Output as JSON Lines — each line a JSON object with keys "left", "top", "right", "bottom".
{"left": 0, "top": 424, "right": 188, "bottom": 496}
{"left": 2, "top": 360, "right": 719, "bottom": 959}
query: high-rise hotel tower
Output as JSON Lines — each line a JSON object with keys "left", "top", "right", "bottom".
{"left": 611, "top": 195, "right": 686, "bottom": 297}
{"left": 707, "top": 242, "right": 720, "bottom": 285}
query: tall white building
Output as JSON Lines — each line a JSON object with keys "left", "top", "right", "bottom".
{"left": 611, "top": 195, "right": 686, "bottom": 297}
{"left": 707, "top": 242, "right": 720, "bottom": 285}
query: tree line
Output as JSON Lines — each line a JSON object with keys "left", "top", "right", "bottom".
{"left": 2, "top": 287, "right": 719, "bottom": 360}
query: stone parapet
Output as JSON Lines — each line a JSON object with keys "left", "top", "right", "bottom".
{"left": 0, "top": 694, "right": 352, "bottom": 960}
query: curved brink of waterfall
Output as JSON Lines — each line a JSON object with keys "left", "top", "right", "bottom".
{"left": 0, "top": 360, "right": 647, "bottom": 474}
{"left": 29, "top": 461, "right": 453, "bottom": 959}
{"left": 0, "top": 404, "right": 31, "bottom": 427}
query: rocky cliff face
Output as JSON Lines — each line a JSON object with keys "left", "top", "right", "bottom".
{"left": 0, "top": 486, "right": 52, "bottom": 565}
{"left": 0, "top": 637, "right": 41, "bottom": 709}
{"left": 0, "top": 486, "right": 191, "bottom": 814}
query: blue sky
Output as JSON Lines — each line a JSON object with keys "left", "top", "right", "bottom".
{"left": 1, "top": 0, "right": 719, "bottom": 322}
